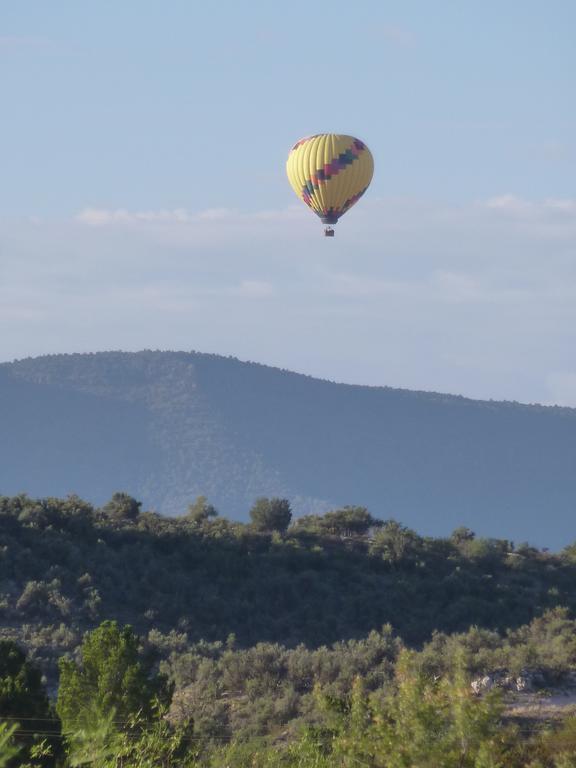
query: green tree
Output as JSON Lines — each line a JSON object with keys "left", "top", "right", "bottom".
{"left": 101, "top": 492, "right": 141, "bottom": 521}
{"left": 65, "top": 706, "right": 122, "bottom": 768}
{"left": 0, "top": 724, "right": 20, "bottom": 768}
{"left": 318, "top": 506, "right": 380, "bottom": 537}
{"left": 187, "top": 495, "right": 218, "bottom": 524}
{"left": 57, "top": 621, "right": 171, "bottom": 734}
{"left": 533, "top": 717, "right": 576, "bottom": 767}
{"left": 249, "top": 498, "right": 292, "bottom": 533}
{"left": 65, "top": 705, "right": 196, "bottom": 768}
{"left": 304, "top": 649, "right": 512, "bottom": 768}
{"left": 450, "top": 527, "right": 476, "bottom": 546}
{"left": 0, "top": 640, "right": 50, "bottom": 718}
{"left": 0, "top": 641, "right": 56, "bottom": 767}
{"left": 561, "top": 541, "right": 576, "bottom": 563}
{"left": 369, "top": 519, "right": 419, "bottom": 565}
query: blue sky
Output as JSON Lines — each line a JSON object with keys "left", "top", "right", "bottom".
{"left": 1, "top": 1, "right": 576, "bottom": 405}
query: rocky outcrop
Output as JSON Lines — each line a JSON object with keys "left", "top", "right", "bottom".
{"left": 471, "top": 669, "right": 547, "bottom": 695}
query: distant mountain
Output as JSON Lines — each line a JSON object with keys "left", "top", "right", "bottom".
{"left": 1, "top": 350, "right": 575, "bottom": 548}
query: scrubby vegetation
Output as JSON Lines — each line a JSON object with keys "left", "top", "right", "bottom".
{"left": 3, "top": 493, "right": 576, "bottom": 764}
{"left": 2, "top": 492, "right": 576, "bottom": 669}
{"left": 4, "top": 614, "right": 576, "bottom": 765}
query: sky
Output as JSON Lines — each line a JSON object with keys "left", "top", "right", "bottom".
{"left": 1, "top": 0, "right": 576, "bottom": 405}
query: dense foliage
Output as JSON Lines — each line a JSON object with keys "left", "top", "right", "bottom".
{"left": 3, "top": 615, "right": 576, "bottom": 765}
{"left": 2, "top": 492, "right": 576, "bottom": 686}
{"left": 0, "top": 640, "right": 57, "bottom": 766}
{"left": 57, "top": 621, "right": 170, "bottom": 732}
{"left": 4, "top": 493, "right": 576, "bottom": 763}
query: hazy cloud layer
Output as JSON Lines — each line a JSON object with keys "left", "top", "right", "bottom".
{"left": 1, "top": 195, "right": 576, "bottom": 406}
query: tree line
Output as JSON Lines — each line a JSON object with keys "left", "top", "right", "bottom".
{"left": 2, "top": 492, "right": 576, "bottom": 684}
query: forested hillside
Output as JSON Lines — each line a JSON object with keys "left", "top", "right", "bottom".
{"left": 2, "top": 351, "right": 576, "bottom": 546}
{"left": 4, "top": 495, "right": 576, "bottom": 766}
{"left": 2, "top": 493, "right": 576, "bottom": 681}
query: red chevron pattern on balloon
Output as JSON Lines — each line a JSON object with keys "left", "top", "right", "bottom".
{"left": 308, "top": 139, "right": 365, "bottom": 188}
{"left": 290, "top": 135, "right": 320, "bottom": 151}
{"left": 300, "top": 140, "right": 366, "bottom": 210}
{"left": 339, "top": 184, "right": 369, "bottom": 214}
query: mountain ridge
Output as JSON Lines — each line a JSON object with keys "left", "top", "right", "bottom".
{"left": 1, "top": 349, "right": 575, "bottom": 548}
{"left": 4, "top": 348, "right": 571, "bottom": 409}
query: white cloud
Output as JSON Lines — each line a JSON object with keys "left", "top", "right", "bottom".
{"left": 75, "top": 205, "right": 307, "bottom": 228}
{"left": 484, "top": 195, "right": 576, "bottom": 217}
{"left": 76, "top": 207, "right": 193, "bottom": 226}
{"left": 544, "top": 199, "right": 576, "bottom": 214}
{"left": 484, "top": 195, "right": 534, "bottom": 214}
{"left": 196, "top": 208, "right": 236, "bottom": 221}
{"left": 325, "top": 270, "right": 530, "bottom": 306}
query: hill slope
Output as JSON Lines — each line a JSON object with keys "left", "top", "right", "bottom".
{"left": 1, "top": 350, "right": 575, "bottom": 547}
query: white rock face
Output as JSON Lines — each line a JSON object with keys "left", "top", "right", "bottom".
{"left": 471, "top": 669, "right": 545, "bottom": 695}
{"left": 471, "top": 675, "right": 494, "bottom": 694}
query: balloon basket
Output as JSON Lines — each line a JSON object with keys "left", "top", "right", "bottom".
{"left": 324, "top": 227, "right": 335, "bottom": 237}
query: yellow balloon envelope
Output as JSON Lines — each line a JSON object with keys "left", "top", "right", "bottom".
{"left": 286, "top": 134, "right": 374, "bottom": 235}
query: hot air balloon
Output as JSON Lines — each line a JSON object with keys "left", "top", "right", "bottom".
{"left": 286, "top": 134, "right": 374, "bottom": 236}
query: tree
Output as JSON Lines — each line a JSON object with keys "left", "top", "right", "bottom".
{"left": 318, "top": 506, "right": 381, "bottom": 537}
{"left": 249, "top": 498, "right": 292, "bottom": 533}
{"left": 57, "top": 621, "right": 171, "bottom": 734}
{"left": 187, "top": 495, "right": 218, "bottom": 523}
{"left": 0, "top": 641, "right": 57, "bottom": 766}
{"left": 0, "top": 724, "right": 19, "bottom": 768}
{"left": 101, "top": 492, "right": 141, "bottom": 521}
{"left": 369, "top": 520, "right": 419, "bottom": 565}
{"left": 450, "top": 527, "right": 476, "bottom": 546}
{"left": 297, "top": 649, "right": 512, "bottom": 768}
{"left": 65, "top": 706, "right": 123, "bottom": 768}
{"left": 0, "top": 641, "right": 50, "bottom": 719}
